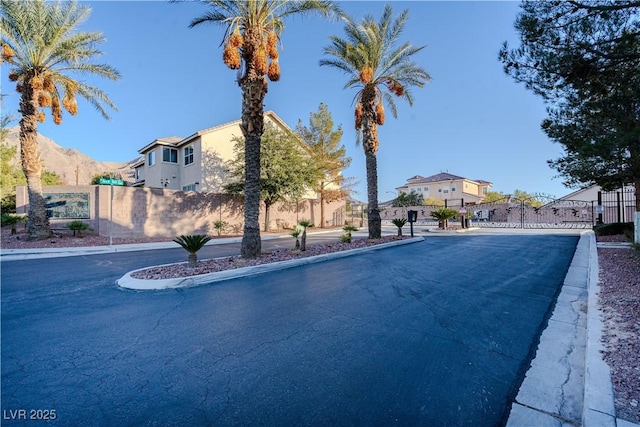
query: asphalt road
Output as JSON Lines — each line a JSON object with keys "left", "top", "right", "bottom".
{"left": 1, "top": 233, "right": 579, "bottom": 426}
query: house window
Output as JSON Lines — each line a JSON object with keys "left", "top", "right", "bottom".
{"left": 148, "top": 151, "right": 155, "bottom": 166}
{"left": 184, "top": 146, "right": 194, "bottom": 165}
{"left": 482, "top": 187, "right": 488, "bottom": 195}
{"left": 451, "top": 187, "right": 456, "bottom": 192}
{"left": 182, "top": 184, "right": 197, "bottom": 191}
{"left": 163, "top": 148, "right": 178, "bottom": 163}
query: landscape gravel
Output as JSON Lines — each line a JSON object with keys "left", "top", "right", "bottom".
{"left": 130, "top": 235, "right": 407, "bottom": 279}
{"left": 597, "top": 238, "right": 640, "bottom": 424}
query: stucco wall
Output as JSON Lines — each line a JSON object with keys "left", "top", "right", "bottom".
{"left": 16, "top": 185, "right": 346, "bottom": 238}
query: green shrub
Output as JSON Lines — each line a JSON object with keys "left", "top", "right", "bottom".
{"left": 342, "top": 225, "right": 358, "bottom": 243}
{"left": 66, "top": 220, "right": 90, "bottom": 237}
{"left": 1, "top": 213, "right": 26, "bottom": 234}
{"left": 213, "top": 220, "right": 228, "bottom": 236}
{"left": 290, "top": 228, "right": 301, "bottom": 250}
{"left": 594, "top": 222, "right": 634, "bottom": 236}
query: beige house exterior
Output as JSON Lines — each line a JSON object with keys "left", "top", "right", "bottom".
{"left": 395, "top": 172, "right": 492, "bottom": 204}
{"left": 133, "top": 111, "right": 299, "bottom": 193}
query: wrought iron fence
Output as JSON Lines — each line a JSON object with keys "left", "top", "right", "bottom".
{"left": 597, "top": 188, "right": 636, "bottom": 224}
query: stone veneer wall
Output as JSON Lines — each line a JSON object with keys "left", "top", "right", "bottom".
{"left": 16, "top": 185, "right": 346, "bottom": 238}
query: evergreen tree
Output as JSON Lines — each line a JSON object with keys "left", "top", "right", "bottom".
{"left": 296, "top": 103, "right": 352, "bottom": 228}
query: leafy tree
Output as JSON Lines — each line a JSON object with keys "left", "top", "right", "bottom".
{"left": 392, "top": 192, "right": 424, "bottom": 207}
{"left": 296, "top": 103, "right": 352, "bottom": 228}
{"left": 500, "top": 0, "right": 640, "bottom": 241}
{"left": 423, "top": 196, "right": 445, "bottom": 206}
{"left": 0, "top": 143, "right": 24, "bottom": 212}
{"left": 482, "top": 191, "right": 506, "bottom": 204}
{"left": 321, "top": 5, "right": 430, "bottom": 239}
{"left": 225, "top": 125, "right": 321, "bottom": 233}
{"left": 1, "top": 143, "right": 62, "bottom": 212}
{"left": 1, "top": 0, "right": 120, "bottom": 239}
{"left": 187, "top": 0, "right": 342, "bottom": 259}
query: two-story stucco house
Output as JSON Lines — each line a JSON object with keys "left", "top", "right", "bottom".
{"left": 132, "top": 111, "right": 295, "bottom": 192}
{"left": 395, "top": 172, "right": 492, "bottom": 204}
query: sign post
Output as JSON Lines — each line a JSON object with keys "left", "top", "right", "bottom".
{"left": 459, "top": 208, "right": 467, "bottom": 229}
{"left": 99, "top": 177, "right": 123, "bottom": 246}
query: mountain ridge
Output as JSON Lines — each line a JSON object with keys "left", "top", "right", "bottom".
{"left": 2, "top": 126, "right": 140, "bottom": 185}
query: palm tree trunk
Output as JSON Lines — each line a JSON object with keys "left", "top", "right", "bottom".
{"left": 19, "top": 80, "right": 51, "bottom": 240}
{"left": 188, "top": 252, "right": 197, "bottom": 268}
{"left": 239, "top": 68, "right": 265, "bottom": 259}
{"left": 361, "top": 87, "right": 381, "bottom": 239}
{"left": 365, "top": 151, "right": 381, "bottom": 239}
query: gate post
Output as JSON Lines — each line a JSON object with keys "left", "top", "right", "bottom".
{"left": 597, "top": 191, "right": 603, "bottom": 224}
{"left": 617, "top": 191, "right": 622, "bottom": 223}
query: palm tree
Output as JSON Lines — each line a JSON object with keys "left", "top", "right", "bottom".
{"left": 320, "top": 5, "right": 430, "bottom": 239}
{"left": 173, "top": 234, "right": 213, "bottom": 268}
{"left": 0, "top": 0, "right": 120, "bottom": 240}
{"left": 187, "top": 0, "right": 341, "bottom": 258}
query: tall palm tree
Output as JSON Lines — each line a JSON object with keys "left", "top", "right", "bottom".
{"left": 187, "top": 0, "right": 341, "bottom": 259}
{"left": 320, "top": 5, "right": 430, "bottom": 239}
{"left": 0, "top": 0, "right": 120, "bottom": 240}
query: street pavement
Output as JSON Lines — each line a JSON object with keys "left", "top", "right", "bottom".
{"left": 0, "top": 227, "right": 633, "bottom": 426}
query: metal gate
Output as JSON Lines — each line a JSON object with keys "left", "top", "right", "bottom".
{"left": 469, "top": 196, "right": 594, "bottom": 229}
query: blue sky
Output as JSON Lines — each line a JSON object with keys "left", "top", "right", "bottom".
{"left": 1, "top": 1, "right": 573, "bottom": 200}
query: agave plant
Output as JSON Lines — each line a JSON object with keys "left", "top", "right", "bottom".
{"left": 173, "top": 234, "right": 213, "bottom": 268}
{"left": 391, "top": 218, "right": 407, "bottom": 236}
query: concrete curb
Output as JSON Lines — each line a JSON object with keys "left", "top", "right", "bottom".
{"left": 0, "top": 229, "right": 367, "bottom": 262}
{"left": 505, "top": 230, "right": 626, "bottom": 427}
{"left": 582, "top": 231, "right": 617, "bottom": 427}
{"left": 117, "top": 236, "right": 425, "bottom": 291}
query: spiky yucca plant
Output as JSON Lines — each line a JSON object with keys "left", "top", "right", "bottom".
{"left": 173, "top": 234, "right": 213, "bottom": 268}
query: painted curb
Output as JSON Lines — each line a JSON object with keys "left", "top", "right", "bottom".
{"left": 117, "top": 236, "right": 425, "bottom": 291}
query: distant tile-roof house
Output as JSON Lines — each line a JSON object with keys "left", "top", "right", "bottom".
{"left": 132, "top": 111, "right": 299, "bottom": 193}
{"left": 395, "top": 172, "right": 492, "bottom": 204}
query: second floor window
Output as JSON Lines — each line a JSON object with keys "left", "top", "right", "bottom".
{"left": 184, "top": 146, "right": 194, "bottom": 165}
{"left": 163, "top": 148, "right": 178, "bottom": 163}
{"left": 148, "top": 151, "right": 155, "bottom": 166}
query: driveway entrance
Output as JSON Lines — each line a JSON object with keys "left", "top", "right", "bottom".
{"left": 1, "top": 233, "right": 579, "bottom": 426}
